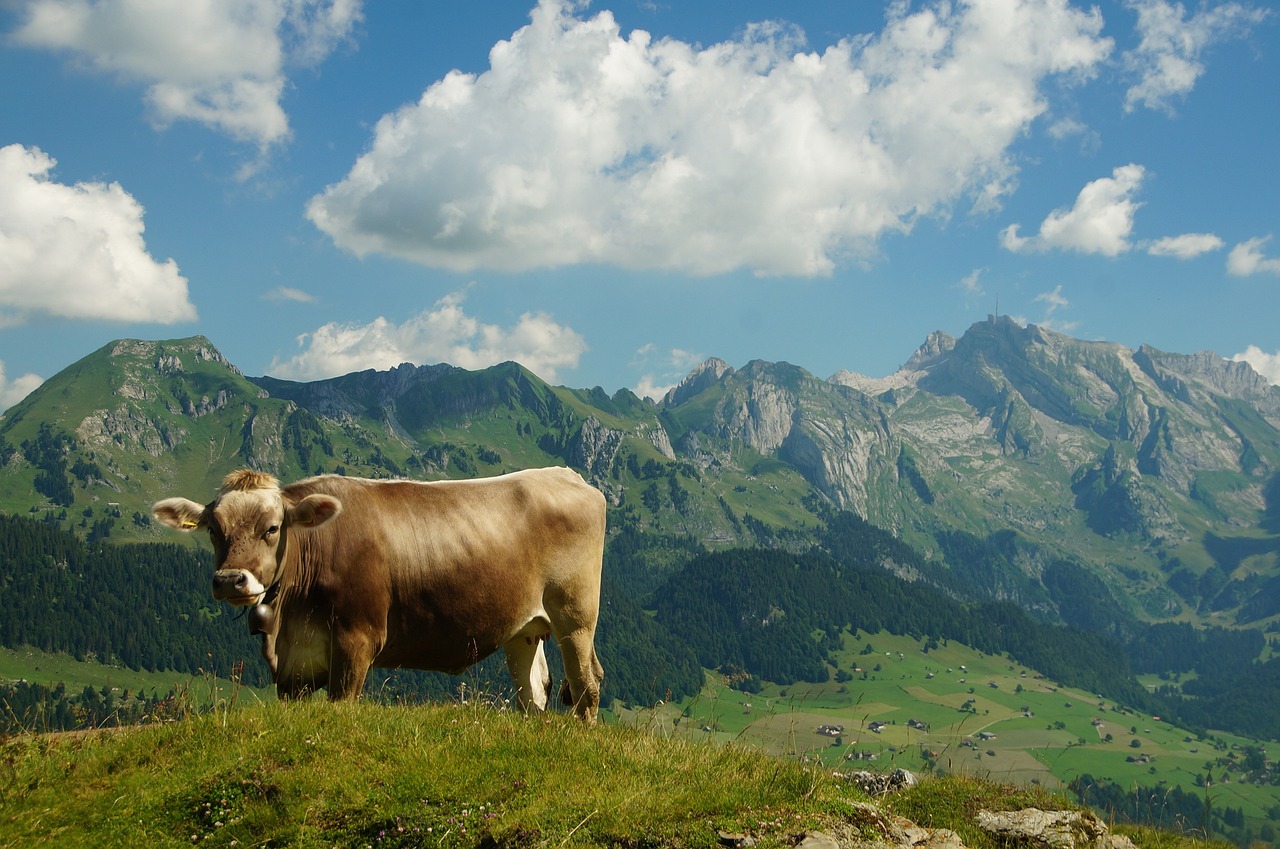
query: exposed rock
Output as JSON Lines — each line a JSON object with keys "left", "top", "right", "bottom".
{"left": 820, "top": 801, "right": 965, "bottom": 849}
{"left": 155, "top": 354, "right": 184, "bottom": 375}
{"left": 185, "top": 389, "right": 231, "bottom": 418}
{"left": 777, "top": 799, "right": 1131, "bottom": 849}
{"left": 903, "top": 330, "right": 957, "bottom": 372}
{"left": 828, "top": 368, "right": 919, "bottom": 397}
{"left": 639, "top": 423, "right": 675, "bottom": 460}
{"left": 976, "top": 808, "right": 1136, "bottom": 849}
{"left": 77, "top": 406, "right": 184, "bottom": 456}
{"left": 568, "top": 417, "right": 624, "bottom": 480}
{"left": 726, "top": 377, "right": 796, "bottom": 454}
{"left": 837, "top": 769, "right": 918, "bottom": 796}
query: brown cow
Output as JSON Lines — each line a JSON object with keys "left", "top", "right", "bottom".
{"left": 152, "top": 467, "right": 606, "bottom": 722}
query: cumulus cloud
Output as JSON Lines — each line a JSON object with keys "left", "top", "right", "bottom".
{"left": 1122, "top": 0, "right": 1269, "bottom": 113}
{"left": 1232, "top": 345, "right": 1280, "bottom": 385}
{"left": 1145, "top": 232, "right": 1224, "bottom": 259}
{"left": 1227, "top": 236, "right": 1280, "bottom": 277}
{"left": 1001, "top": 164, "right": 1145, "bottom": 256}
{"left": 11, "top": 0, "right": 363, "bottom": 147}
{"left": 0, "top": 362, "right": 44, "bottom": 413}
{"left": 267, "top": 290, "right": 587, "bottom": 382}
{"left": 307, "top": 0, "right": 1111, "bottom": 277}
{"left": 0, "top": 143, "right": 196, "bottom": 324}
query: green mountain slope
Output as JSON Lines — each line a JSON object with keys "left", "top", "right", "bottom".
{"left": 5, "top": 319, "right": 1280, "bottom": 635}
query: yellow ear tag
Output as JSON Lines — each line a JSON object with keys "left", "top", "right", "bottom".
{"left": 181, "top": 520, "right": 200, "bottom": 529}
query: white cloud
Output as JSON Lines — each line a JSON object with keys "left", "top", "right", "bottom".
{"left": 958, "top": 268, "right": 986, "bottom": 296}
{"left": 1232, "top": 345, "right": 1280, "bottom": 385}
{"left": 1122, "top": 0, "right": 1269, "bottom": 113}
{"left": 0, "top": 143, "right": 196, "bottom": 324}
{"left": 1032, "top": 284, "right": 1078, "bottom": 333}
{"left": 265, "top": 286, "right": 316, "bottom": 303}
{"left": 1001, "top": 164, "right": 1145, "bottom": 256}
{"left": 1044, "top": 115, "right": 1102, "bottom": 155}
{"left": 267, "top": 290, "right": 587, "bottom": 382}
{"left": 1227, "top": 236, "right": 1280, "bottom": 277}
{"left": 1146, "top": 232, "right": 1224, "bottom": 259}
{"left": 629, "top": 344, "right": 704, "bottom": 402}
{"left": 307, "top": 0, "right": 1111, "bottom": 277}
{"left": 0, "top": 362, "right": 44, "bottom": 413}
{"left": 1035, "top": 284, "right": 1068, "bottom": 311}
{"left": 12, "top": 0, "right": 363, "bottom": 147}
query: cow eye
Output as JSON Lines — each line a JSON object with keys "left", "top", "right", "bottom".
{"left": 265, "top": 525, "right": 280, "bottom": 538}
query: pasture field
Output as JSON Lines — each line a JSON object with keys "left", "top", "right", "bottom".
{"left": 619, "top": 630, "right": 1278, "bottom": 830}
{"left": 0, "top": 645, "right": 270, "bottom": 710}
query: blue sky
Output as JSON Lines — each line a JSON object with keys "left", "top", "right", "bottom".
{"left": 1, "top": 0, "right": 1277, "bottom": 411}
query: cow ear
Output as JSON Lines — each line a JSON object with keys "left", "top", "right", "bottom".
{"left": 153, "top": 498, "right": 207, "bottom": 531}
{"left": 289, "top": 494, "right": 343, "bottom": 528}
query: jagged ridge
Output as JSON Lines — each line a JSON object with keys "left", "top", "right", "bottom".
{"left": 4, "top": 317, "right": 1280, "bottom": 630}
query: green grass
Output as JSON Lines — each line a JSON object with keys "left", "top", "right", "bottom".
{"left": 0, "top": 700, "right": 864, "bottom": 848}
{"left": 2, "top": 698, "right": 1228, "bottom": 849}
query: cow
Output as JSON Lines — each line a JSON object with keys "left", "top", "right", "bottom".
{"left": 152, "top": 467, "right": 606, "bottom": 722}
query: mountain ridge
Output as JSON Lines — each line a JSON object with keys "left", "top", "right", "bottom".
{"left": 4, "top": 317, "right": 1280, "bottom": 632}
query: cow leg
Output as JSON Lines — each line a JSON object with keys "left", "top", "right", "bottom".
{"left": 327, "top": 629, "right": 376, "bottom": 700}
{"left": 503, "top": 633, "right": 552, "bottom": 713}
{"left": 554, "top": 628, "right": 603, "bottom": 724}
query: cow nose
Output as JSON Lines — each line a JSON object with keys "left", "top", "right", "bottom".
{"left": 212, "top": 570, "right": 250, "bottom": 598}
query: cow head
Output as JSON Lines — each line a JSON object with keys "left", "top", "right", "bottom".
{"left": 153, "top": 470, "right": 342, "bottom": 606}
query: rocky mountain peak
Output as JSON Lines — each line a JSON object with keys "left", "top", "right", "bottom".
{"left": 902, "top": 329, "right": 957, "bottom": 372}
{"left": 109, "top": 336, "right": 242, "bottom": 377}
{"left": 663, "top": 357, "right": 734, "bottom": 407}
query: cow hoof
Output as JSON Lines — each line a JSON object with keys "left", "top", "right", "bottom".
{"left": 248, "top": 603, "right": 274, "bottom": 635}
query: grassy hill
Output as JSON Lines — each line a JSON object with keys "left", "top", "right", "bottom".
{"left": 0, "top": 699, "right": 1228, "bottom": 849}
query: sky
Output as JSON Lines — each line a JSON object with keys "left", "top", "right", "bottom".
{"left": 1, "top": 0, "right": 1278, "bottom": 413}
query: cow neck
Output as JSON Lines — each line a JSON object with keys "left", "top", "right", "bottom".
{"left": 261, "top": 521, "right": 291, "bottom": 609}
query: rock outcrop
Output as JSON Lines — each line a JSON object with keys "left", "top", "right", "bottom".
{"left": 771, "top": 771, "right": 1135, "bottom": 849}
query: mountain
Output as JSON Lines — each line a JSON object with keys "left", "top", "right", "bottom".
{"left": 4, "top": 318, "right": 1280, "bottom": 633}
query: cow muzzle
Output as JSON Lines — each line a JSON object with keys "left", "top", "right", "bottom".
{"left": 212, "top": 569, "right": 266, "bottom": 605}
